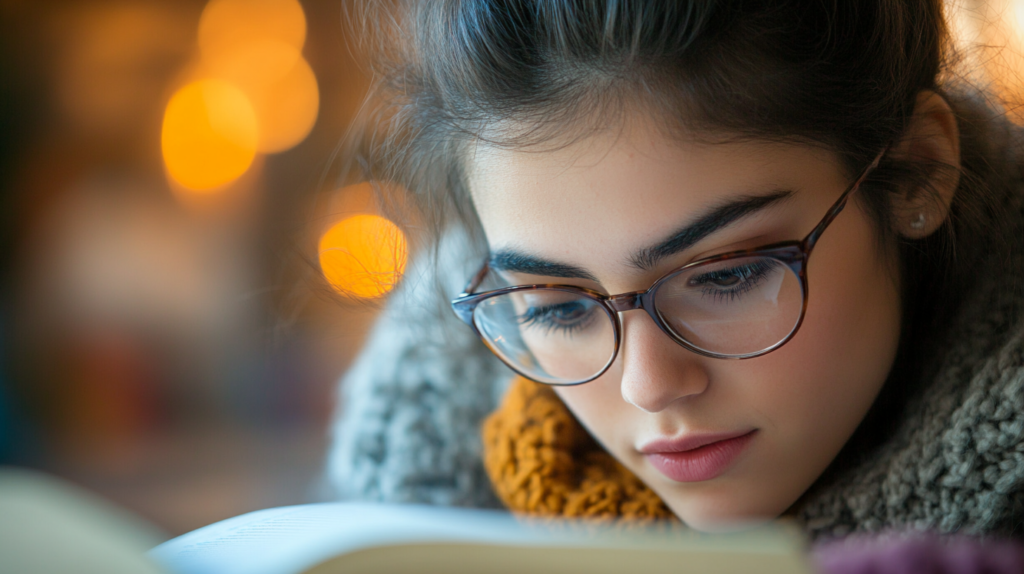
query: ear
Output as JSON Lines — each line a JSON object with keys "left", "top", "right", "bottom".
{"left": 889, "top": 91, "right": 961, "bottom": 239}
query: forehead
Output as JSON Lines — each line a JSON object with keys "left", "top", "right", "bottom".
{"left": 466, "top": 122, "right": 841, "bottom": 278}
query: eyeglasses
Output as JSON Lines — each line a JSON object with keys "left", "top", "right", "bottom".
{"left": 451, "top": 148, "right": 887, "bottom": 386}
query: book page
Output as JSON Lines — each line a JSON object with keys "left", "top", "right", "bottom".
{"left": 152, "top": 502, "right": 813, "bottom": 574}
{"left": 152, "top": 503, "right": 550, "bottom": 574}
{"left": 310, "top": 542, "right": 813, "bottom": 574}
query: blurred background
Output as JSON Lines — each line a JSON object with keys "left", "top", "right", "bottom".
{"left": 0, "top": 0, "right": 397, "bottom": 537}
{"left": 0, "top": 0, "right": 1021, "bottom": 540}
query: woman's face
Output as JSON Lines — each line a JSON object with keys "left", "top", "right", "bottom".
{"left": 467, "top": 119, "right": 902, "bottom": 530}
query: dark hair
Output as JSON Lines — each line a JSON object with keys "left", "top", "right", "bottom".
{"left": 340, "top": 0, "right": 1021, "bottom": 398}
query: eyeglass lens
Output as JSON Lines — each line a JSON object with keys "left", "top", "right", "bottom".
{"left": 472, "top": 254, "right": 804, "bottom": 385}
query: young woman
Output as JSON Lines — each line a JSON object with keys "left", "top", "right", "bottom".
{"left": 328, "top": 0, "right": 1024, "bottom": 540}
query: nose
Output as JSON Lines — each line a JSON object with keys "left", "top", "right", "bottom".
{"left": 617, "top": 312, "right": 710, "bottom": 413}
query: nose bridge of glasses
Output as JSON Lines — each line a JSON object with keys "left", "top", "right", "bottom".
{"left": 606, "top": 291, "right": 645, "bottom": 313}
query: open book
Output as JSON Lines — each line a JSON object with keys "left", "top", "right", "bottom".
{"left": 152, "top": 502, "right": 814, "bottom": 574}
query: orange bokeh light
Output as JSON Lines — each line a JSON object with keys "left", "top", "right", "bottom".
{"left": 319, "top": 214, "right": 408, "bottom": 299}
{"left": 203, "top": 40, "right": 319, "bottom": 153}
{"left": 198, "top": 0, "right": 306, "bottom": 55}
{"left": 161, "top": 79, "right": 258, "bottom": 191}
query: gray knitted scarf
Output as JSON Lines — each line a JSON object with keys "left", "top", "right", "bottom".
{"left": 327, "top": 130, "right": 1024, "bottom": 541}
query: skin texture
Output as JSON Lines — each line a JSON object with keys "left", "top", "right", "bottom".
{"left": 466, "top": 95, "right": 959, "bottom": 530}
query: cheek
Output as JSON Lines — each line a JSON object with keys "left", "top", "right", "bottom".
{"left": 783, "top": 206, "right": 901, "bottom": 419}
{"left": 726, "top": 206, "right": 901, "bottom": 503}
{"left": 551, "top": 366, "right": 650, "bottom": 477}
{"left": 552, "top": 374, "right": 627, "bottom": 443}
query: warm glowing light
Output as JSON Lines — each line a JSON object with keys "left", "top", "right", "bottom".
{"left": 161, "top": 79, "right": 258, "bottom": 191}
{"left": 203, "top": 41, "right": 319, "bottom": 153}
{"left": 319, "top": 214, "right": 408, "bottom": 298}
{"left": 250, "top": 52, "right": 318, "bottom": 153}
{"left": 975, "top": 0, "right": 1024, "bottom": 123}
{"left": 198, "top": 0, "right": 306, "bottom": 55}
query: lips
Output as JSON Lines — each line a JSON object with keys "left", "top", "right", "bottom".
{"left": 641, "top": 429, "right": 757, "bottom": 483}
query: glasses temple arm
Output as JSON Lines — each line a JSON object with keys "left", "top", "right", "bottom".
{"left": 459, "top": 260, "right": 491, "bottom": 296}
{"left": 802, "top": 146, "right": 888, "bottom": 252}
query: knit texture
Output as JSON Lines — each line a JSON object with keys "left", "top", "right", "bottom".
{"left": 326, "top": 230, "right": 509, "bottom": 508}
{"left": 481, "top": 375, "right": 674, "bottom": 522}
{"left": 794, "top": 247, "right": 1024, "bottom": 539}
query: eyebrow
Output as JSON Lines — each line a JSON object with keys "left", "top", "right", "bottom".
{"left": 630, "top": 190, "right": 793, "bottom": 270}
{"left": 489, "top": 250, "right": 599, "bottom": 281}
{"left": 489, "top": 190, "right": 793, "bottom": 280}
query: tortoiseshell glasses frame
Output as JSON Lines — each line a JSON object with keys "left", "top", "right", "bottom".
{"left": 451, "top": 147, "right": 888, "bottom": 386}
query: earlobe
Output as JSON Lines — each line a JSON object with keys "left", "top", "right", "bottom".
{"left": 890, "top": 91, "right": 961, "bottom": 239}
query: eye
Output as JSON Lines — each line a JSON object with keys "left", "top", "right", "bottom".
{"left": 518, "top": 299, "right": 601, "bottom": 334}
{"left": 706, "top": 274, "right": 741, "bottom": 287}
{"left": 686, "top": 258, "right": 781, "bottom": 302}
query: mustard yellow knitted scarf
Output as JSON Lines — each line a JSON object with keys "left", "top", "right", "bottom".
{"left": 481, "top": 376, "right": 675, "bottom": 522}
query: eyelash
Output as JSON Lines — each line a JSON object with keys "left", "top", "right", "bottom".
{"left": 688, "top": 259, "right": 778, "bottom": 303}
{"left": 517, "top": 301, "right": 598, "bottom": 335}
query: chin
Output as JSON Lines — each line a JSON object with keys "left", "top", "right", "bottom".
{"left": 661, "top": 491, "right": 782, "bottom": 532}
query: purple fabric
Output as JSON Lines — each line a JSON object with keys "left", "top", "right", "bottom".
{"left": 814, "top": 535, "right": 1024, "bottom": 574}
